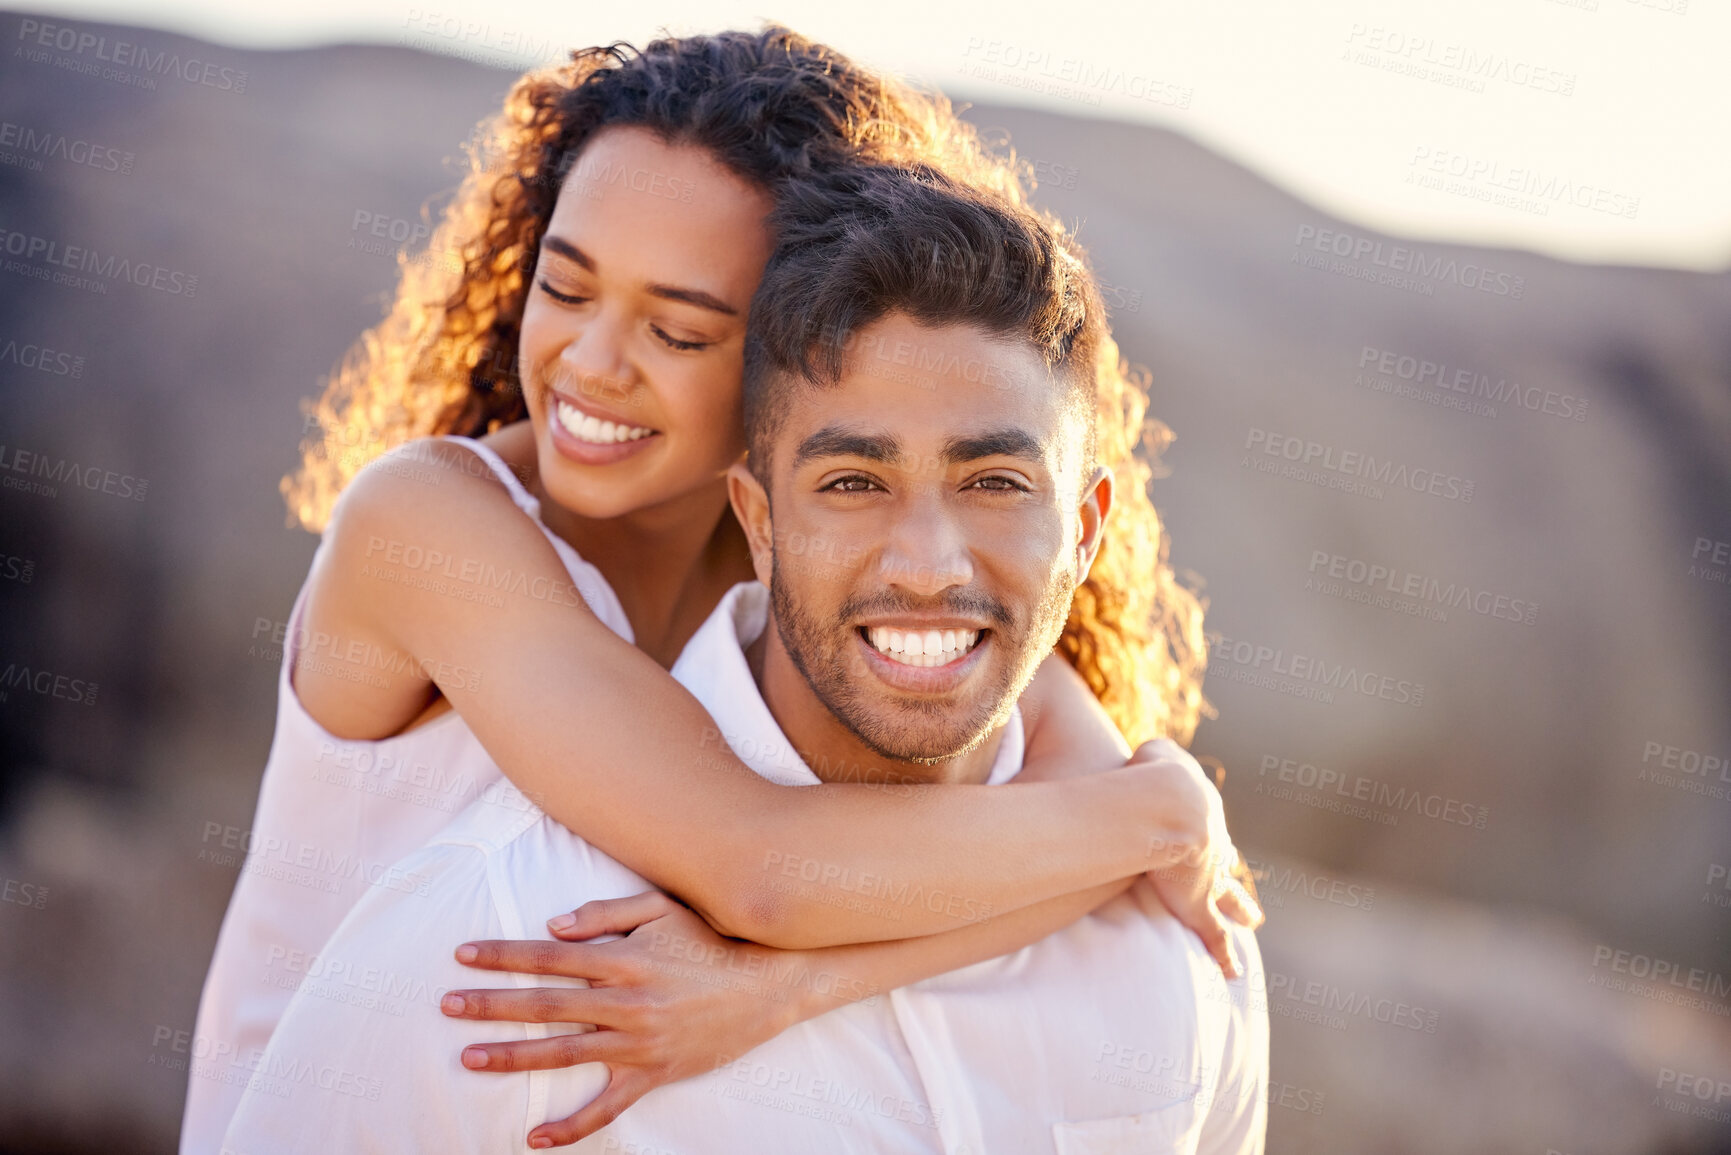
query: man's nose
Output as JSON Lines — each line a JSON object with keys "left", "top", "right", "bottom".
{"left": 875, "top": 495, "right": 975, "bottom": 596}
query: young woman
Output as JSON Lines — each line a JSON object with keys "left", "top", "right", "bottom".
{"left": 185, "top": 26, "right": 1254, "bottom": 1154}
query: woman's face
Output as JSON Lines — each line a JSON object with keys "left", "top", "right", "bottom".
{"left": 518, "top": 126, "right": 775, "bottom": 521}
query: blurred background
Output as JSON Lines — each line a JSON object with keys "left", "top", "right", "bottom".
{"left": 0, "top": 2, "right": 1728, "bottom": 1152}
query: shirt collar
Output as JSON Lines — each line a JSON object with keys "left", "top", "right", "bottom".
{"left": 671, "top": 582, "right": 1024, "bottom": 787}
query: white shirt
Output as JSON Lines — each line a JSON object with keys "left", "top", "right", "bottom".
{"left": 182, "top": 438, "right": 635, "bottom": 1155}
{"left": 222, "top": 581, "right": 1268, "bottom": 1155}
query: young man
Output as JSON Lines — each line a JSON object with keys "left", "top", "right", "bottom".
{"left": 222, "top": 167, "right": 1267, "bottom": 1155}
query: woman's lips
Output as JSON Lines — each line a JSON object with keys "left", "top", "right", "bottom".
{"left": 546, "top": 393, "right": 659, "bottom": 465}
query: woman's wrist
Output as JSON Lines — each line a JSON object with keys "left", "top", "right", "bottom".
{"left": 1110, "top": 749, "right": 1210, "bottom": 873}
{"left": 779, "top": 947, "right": 866, "bottom": 1027}
{"left": 687, "top": 936, "right": 833, "bottom": 1034}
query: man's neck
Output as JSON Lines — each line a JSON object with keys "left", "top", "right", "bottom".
{"left": 744, "top": 617, "right": 1005, "bottom": 787}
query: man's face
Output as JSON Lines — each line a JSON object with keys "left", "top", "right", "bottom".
{"left": 730, "top": 311, "right": 1111, "bottom": 765}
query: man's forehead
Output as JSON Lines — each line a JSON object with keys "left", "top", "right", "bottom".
{"left": 787, "top": 320, "right": 1062, "bottom": 432}
{"left": 837, "top": 316, "right": 1051, "bottom": 394}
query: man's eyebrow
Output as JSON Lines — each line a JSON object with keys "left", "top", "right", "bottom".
{"left": 792, "top": 427, "right": 906, "bottom": 469}
{"left": 540, "top": 235, "right": 739, "bottom": 317}
{"left": 941, "top": 429, "right": 1045, "bottom": 465}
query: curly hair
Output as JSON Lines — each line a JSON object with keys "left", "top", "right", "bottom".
{"left": 282, "top": 25, "right": 1207, "bottom": 747}
{"left": 1064, "top": 333, "right": 1209, "bottom": 747}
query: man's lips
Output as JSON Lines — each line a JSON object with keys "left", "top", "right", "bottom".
{"left": 859, "top": 623, "right": 985, "bottom": 668}
{"left": 853, "top": 626, "right": 992, "bottom": 693}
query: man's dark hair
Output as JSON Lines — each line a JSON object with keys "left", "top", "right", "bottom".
{"left": 742, "top": 165, "right": 1105, "bottom": 478}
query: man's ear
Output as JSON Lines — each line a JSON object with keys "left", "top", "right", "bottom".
{"left": 727, "top": 461, "right": 776, "bottom": 586}
{"left": 1076, "top": 465, "right": 1114, "bottom": 581}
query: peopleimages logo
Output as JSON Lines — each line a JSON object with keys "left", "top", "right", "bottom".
{"left": 1293, "top": 224, "right": 1526, "bottom": 299}
{"left": 0, "top": 444, "right": 147, "bottom": 501}
{"left": 1407, "top": 146, "right": 1640, "bottom": 220}
{"left": 1306, "top": 549, "right": 1539, "bottom": 627}
{"left": 0, "top": 120, "right": 134, "bottom": 175}
{"left": 1255, "top": 754, "right": 1490, "bottom": 829}
{"left": 1243, "top": 855, "right": 1378, "bottom": 910}
{"left": 1244, "top": 428, "right": 1475, "bottom": 504}
{"left": 1357, "top": 346, "right": 1587, "bottom": 422}
{"left": 960, "top": 37, "right": 1193, "bottom": 109}
{"left": 15, "top": 19, "right": 249, "bottom": 93}
{"left": 0, "top": 660, "right": 98, "bottom": 705}
{"left": 1207, "top": 631, "right": 1426, "bottom": 708}
{"left": 0, "top": 227, "right": 198, "bottom": 297}
{"left": 1341, "top": 24, "right": 1576, "bottom": 97}
{"left": 0, "top": 336, "right": 83, "bottom": 377}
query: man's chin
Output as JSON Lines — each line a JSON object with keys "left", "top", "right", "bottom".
{"left": 833, "top": 700, "right": 1002, "bottom": 767}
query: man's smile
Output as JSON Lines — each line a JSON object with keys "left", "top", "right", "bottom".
{"left": 861, "top": 624, "right": 986, "bottom": 668}
{"left": 852, "top": 625, "right": 994, "bottom": 694}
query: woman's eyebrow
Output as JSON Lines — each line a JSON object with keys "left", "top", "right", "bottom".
{"left": 541, "top": 234, "right": 592, "bottom": 271}
{"left": 644, "top": 282, "right": 739, "bottom": 316}
{"left": 541, "top": 234, "right": 738, "bottom": 316}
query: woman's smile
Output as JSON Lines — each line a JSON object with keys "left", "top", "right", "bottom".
{"left": 546, "top": 388, "right": 661, "bottom": 465}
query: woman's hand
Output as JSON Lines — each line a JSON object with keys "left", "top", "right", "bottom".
{"left": 441, "top": 891, "right": 811, "bottom": 1148}
{"left": 1132, "top": 739, "right": 1264, "bottom": 977}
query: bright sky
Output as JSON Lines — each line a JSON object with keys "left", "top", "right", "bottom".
{"left": 30, "top": 0, "right": 1730, "bottom": 270}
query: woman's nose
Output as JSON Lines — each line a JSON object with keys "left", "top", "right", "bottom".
{"left": 551, "top": 314, "right": 633, "bottom": 401}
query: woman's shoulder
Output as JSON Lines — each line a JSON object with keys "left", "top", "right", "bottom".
{"left": 332, "top": 432, "right": 526, "bottom": 526}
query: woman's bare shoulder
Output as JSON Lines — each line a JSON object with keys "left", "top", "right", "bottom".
{"left": 327, "top": 435, "right": 526, "bottom": 540}
{"left": 304, "top": 435, "right": 581, "bottom": 628}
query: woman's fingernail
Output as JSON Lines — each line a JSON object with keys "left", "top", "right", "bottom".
{"left": 529, "top": 1137, "right": 553, "bottom": 1149}
{"left": 461, "top": 1047, "right": 488, "bottom": 1069}
{"left": 547, "top": 913, "right": 577, "bottom": 932}
{"left": 441, "top": 994, "right": 468, "bottom": 1015}
{"left": 455, "top": 943, "right": 478, "bottom": 963}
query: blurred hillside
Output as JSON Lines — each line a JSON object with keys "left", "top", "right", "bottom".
{"left": 0, "top": 12, "right": 1726, "bottom": 1154}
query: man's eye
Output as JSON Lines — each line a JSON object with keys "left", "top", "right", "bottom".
{"left": 971, "top": 476, "right": 1027, "bottom": 492}
{"left": 650, "top": 324, "right": 711, "bottom": 352}
{"left": 823, "top": 476, "right": 880, "bottom": 493}
{"left": 538, "top": 279, "right": 586, "bottom": 305}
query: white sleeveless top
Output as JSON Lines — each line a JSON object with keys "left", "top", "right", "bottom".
{"left": 179, "top": 437, "right": 633, "bottom": 1154}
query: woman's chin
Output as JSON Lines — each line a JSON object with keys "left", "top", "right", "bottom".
{"left": 539, "top": 472, "right": 655, "bottom": 521}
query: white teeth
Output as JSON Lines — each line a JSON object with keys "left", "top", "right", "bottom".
{"left": 555, "top": 399, "right": 653, "bottom": 444}
{"left": 865, "top": 626, "right": 982, "bottom": 668}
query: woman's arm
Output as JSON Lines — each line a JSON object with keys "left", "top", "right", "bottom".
{"left": 441, "top": 882, "right": 1139, "bottom": 1146}
{"left": 1016, "top": 649, "right": 1133, "bottom": 775}
{"left": 438, "top": 680, "right": 1258, "bottom": 1144}
{"left": 299, "top": 444, "right": 1206, "bottom": 948}
{"left": 445, "top": 736, "right": 1257, "bottom": 1150}
{"left": 1017, "top": 655, "right": 1260, "bottom": 972}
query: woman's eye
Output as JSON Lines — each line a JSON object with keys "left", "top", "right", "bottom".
{"left": 650, "top": 324, "right": 711, "bottom": 352}
{"left": 538, "top": 279, "right": 586, "bottom": 306}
